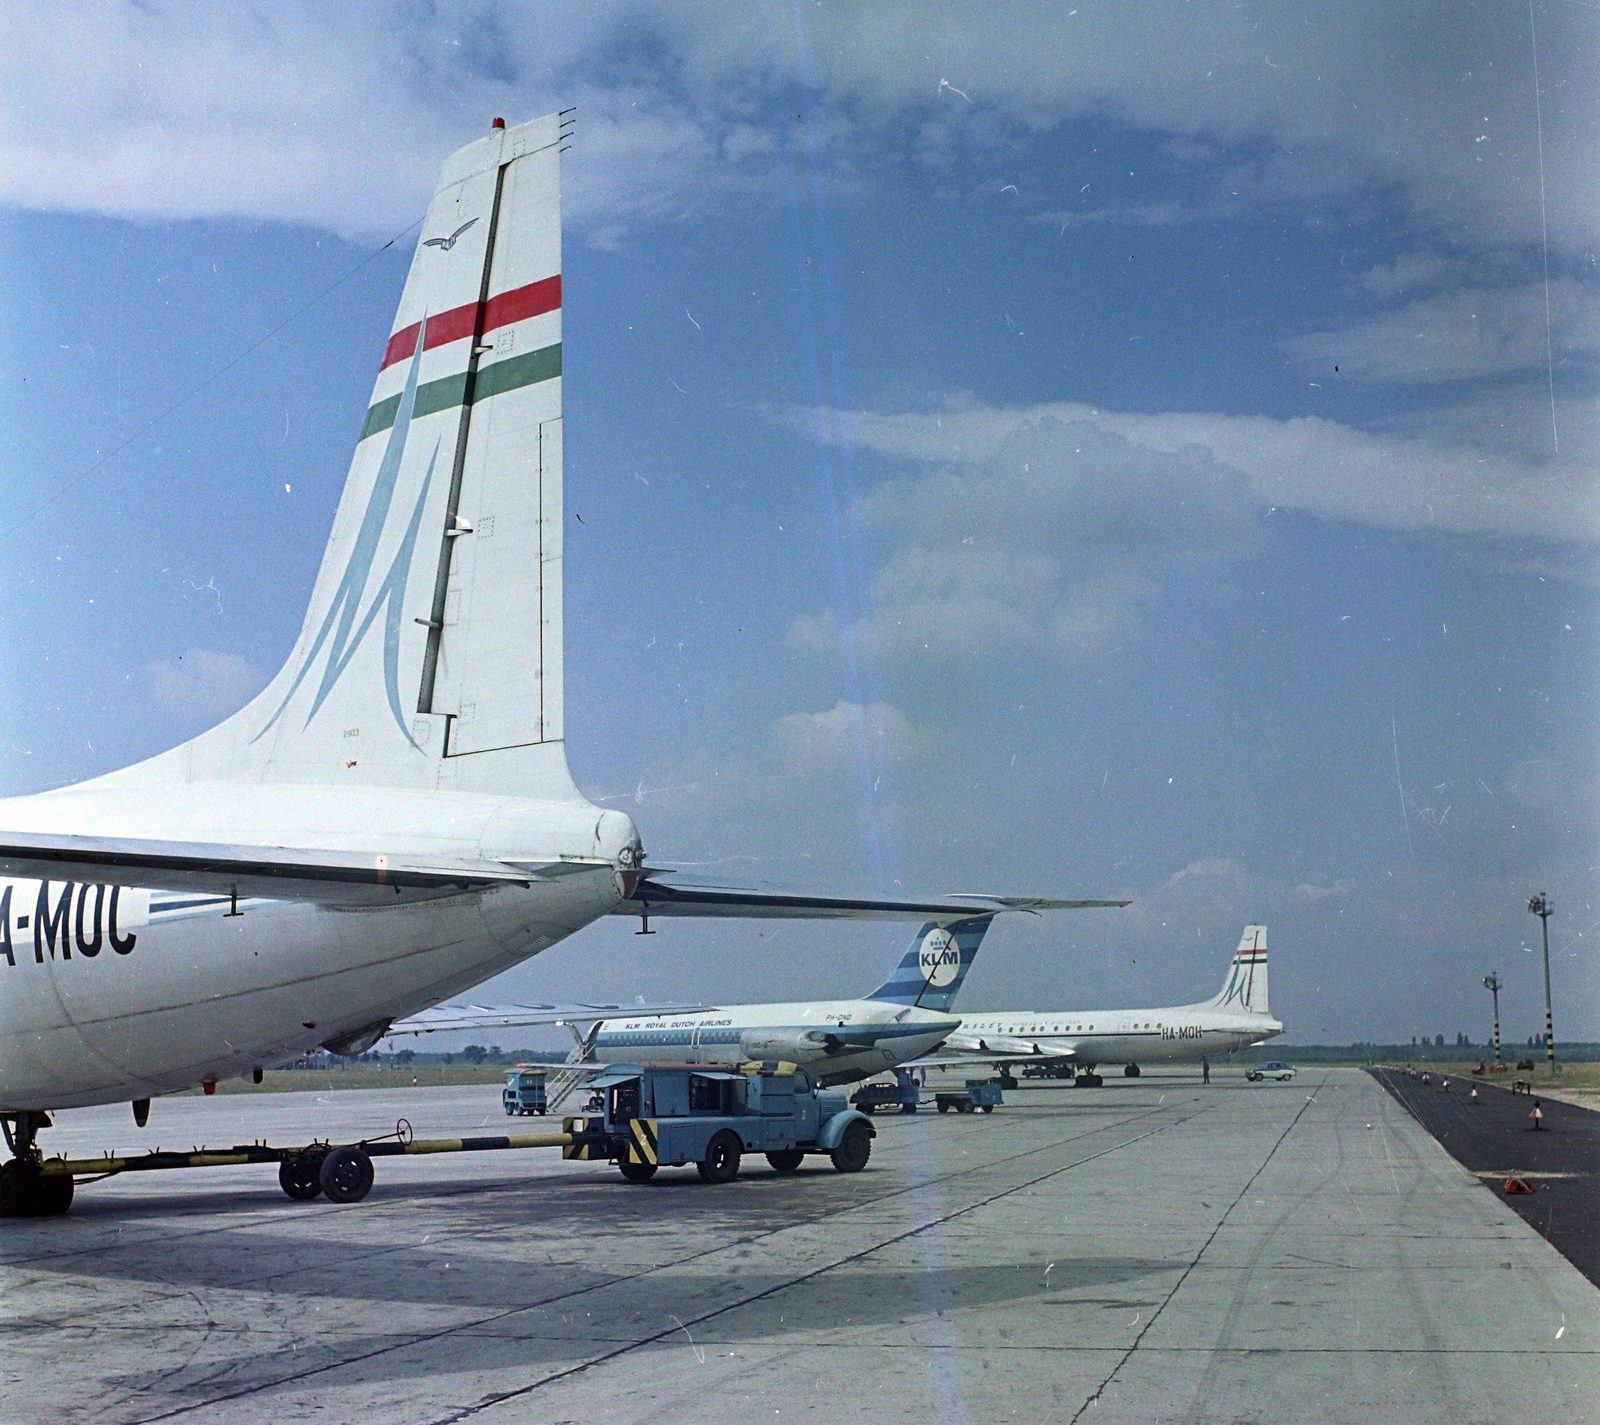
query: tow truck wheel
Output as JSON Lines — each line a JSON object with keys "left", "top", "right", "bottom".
{"left": 618, "top": 1159, "right": 657, "bottom": 1183}
{"left": 937, "top": 1102, "right": 950, "bottom": 1113}
{"left": 766, "top": 1149, "right": 804, "bottom": 1173}
{"left": 697, "top": 1131, "right": 742, "bottom": 1184}
{"left": 830, "top": 1119, "right": 873, "bottom": 1174}
{"left": 319, "top": 1146, "right": 375, "bottom": 1203}
{"left": 278, "top": 1157, "right": 323, "bottom": 1201}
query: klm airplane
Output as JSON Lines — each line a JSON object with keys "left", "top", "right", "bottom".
{"left": 393, "top": 913, "right": 1037, "bottom": 1087}
{"left": 921, "top": 926, "right": 1282, "bottom": 1085}
{"left": 0, "top": 114, "right": 1121, "bottom": 1214}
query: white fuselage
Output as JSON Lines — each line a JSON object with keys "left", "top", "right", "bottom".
{"left": 0, "top": 784, "right": 639, "bottom": 1111}
{"left": 594, "top": 998, "right": 961, "bottom": 1084}
{"left": 951, "top": 1000, "right": 1283, "bottom": 1067}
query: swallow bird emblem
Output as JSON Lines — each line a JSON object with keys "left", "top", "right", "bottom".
{"left": 423, "top": 217, "right": 479, "bottom": 251}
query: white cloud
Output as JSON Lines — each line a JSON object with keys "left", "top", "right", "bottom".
{"left": 775, "top": 701, "right": 932, "bottom": 776}
{"left": 1284, "top": 281, "right": 1600, "bottom": 384}
{"left": 785, "top": 397, "right": 1599, "bottom": 546}
{"left": 2, "top": 3, "right": 1594, "bottom": 253}
{"left": 1352, "top": 253, "right": 1470, "bottom": 301}
{"left": 792, "top": 419, "right": 1251, "bottom": 659}
{"left": 146, "top": 649, "right": 266, "bottom": 720}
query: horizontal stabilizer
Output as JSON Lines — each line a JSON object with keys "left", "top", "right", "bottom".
{"left": 942, "top": 895, "right": 1131, "bottom": 912}
{"left": 614, "top": 876, "right": 1128, "bottom": 923}
{"left": 389, "top": 1001, "right": 716, "bottom": 1035}
{"left": 0, "top": 830, "right": 542, "bottom": 905}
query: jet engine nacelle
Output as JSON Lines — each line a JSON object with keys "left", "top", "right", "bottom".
{"left": 738, "top": 1027, "right": 867, "bottom": 1063}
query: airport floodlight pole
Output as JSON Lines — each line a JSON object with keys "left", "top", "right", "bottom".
{"left": 1482, "top": 973, "right": 1503, "bottom": 1064}
{"left": 1526, "top": 893, "right": 1557, "bottom": 1074}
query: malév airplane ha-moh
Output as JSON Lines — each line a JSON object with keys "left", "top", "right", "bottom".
{"left": 921, "top": 926, "right": 1281, "bottom": 1084}
{"left": 0, "top": 115, "right": 1123, "bottom": 1205}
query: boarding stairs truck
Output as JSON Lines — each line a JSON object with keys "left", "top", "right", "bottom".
{"left": 566, "top": 1061, "right": 875, "bottom": 1183}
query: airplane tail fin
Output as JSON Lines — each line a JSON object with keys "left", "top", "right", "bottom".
{"left": 1207, "top": 926, "right": 1268, "bottom": 1015}
{"left": 144, "top": 113, "right": 580, "bottom": 799}
{"left": 865, "top": 916, "right": 996, "bottom": 1013}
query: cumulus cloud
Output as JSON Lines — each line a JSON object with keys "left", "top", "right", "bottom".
{"left": 1283, "top": 281, "right": 1600, "bottom": 384}
{"left": 784, "top": 396, "right": 1599, "bottom": 546}
{"left": 791, "top": 419, "right": 1253, "bottom": 659}
{"left": 775, "top": 701, "right": 932, "bottom": 775}
{"left": 146, "top": 649, "right": 266, "bottom": 720}
{"left": 3, "top": 3, "right": 1594, "bottom": 253}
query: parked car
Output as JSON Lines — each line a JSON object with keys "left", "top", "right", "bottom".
{"left": 1245, "top": 1062, "right": 1296, "bottom": 1082}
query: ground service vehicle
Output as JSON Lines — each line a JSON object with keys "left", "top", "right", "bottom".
{"left": 935, "top": 1080, "right": 1004, "bottom": 1114}
{"left": 564, "top": 1062, "right": 875, "bottom": 1183}
{"left": 851, "top": 1070, "right": 920, "bottom": 1114}
{"left": 1246, "top": 1062, "right": 1297, "bottom": 1082}
{"left": 502, "top": 1068, "right": 548, "bottom": 1116}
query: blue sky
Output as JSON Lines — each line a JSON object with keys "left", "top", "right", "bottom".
{"left": 2, "top": 2, "right": 1597, "bottom": 1046}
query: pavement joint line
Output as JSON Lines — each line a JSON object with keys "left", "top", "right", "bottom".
{"left": 105, "top": 1097, "right": 1218, "bottom": 1424}
{"left": 419, "top": 1107, "right": 1214, "bottom": 1425}
{"left": 1067, "top": 1074, "right": 1328, "bottom": 1424}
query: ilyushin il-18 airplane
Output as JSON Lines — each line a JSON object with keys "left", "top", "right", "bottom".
{"left": 917, "top": 926, "right": 1282, "bottom": 1086}
{"left": 391, "top": 910, "right": 1060, "bottom": 1088}
{"left": 0, "top": 113, "right": 1123, "bottom": 1215}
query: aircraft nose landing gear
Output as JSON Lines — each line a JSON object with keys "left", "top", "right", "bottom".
{"left": 1, "top": 1111, "right": 74, "bottom": 1218}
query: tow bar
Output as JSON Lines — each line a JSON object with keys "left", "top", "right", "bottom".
{"left": 16, "top": 1117, "right": 601, "bottom": 1211}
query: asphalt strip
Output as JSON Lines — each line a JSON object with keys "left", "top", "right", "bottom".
{"left": 1369, "top": 1066, "right": 1600, "bottom": 1288}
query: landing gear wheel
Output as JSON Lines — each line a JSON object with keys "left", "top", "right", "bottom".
{"left": 318, "top": 1146, "right": 374, "bottom": 1203}
{"left": 34, "top": 1172, "right": 73, "bottom": 1216}
{"left": 829, "top": 1120, "right": 873, "bottom": 1174}
{"left": 697, "top": 1131, "right": 742, "bottom": 1183}
{"left": 0, "top": 1160, "right": 72, "bottom": 1217}
{"left": 1124, "top": 1064, "right": 1141, "bottom": 1077}
{"left": 618, "top": 1158, "right": 658, "bottom": 1183}
{"left": 1075, "top": 1073, "right": 1103, "bottom": 1088}
{"left": 278, "top": 1156, "right": 324, "bottom": 1201}
{"left": 766, "top": 1149, "right": 804, "bottom": 1173}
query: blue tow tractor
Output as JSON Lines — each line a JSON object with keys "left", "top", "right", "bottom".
{"left": 565, "top": 1061, "right": 876, "bottom": 1183}
{"left": 935, "top": 1080, "right": 1004, "bottom": 1114}
{"left": 502, "top": 1067, "right": 549, "bottom": 1116}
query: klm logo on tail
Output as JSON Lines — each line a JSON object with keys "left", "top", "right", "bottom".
{"left": 254, "top": 328, "right": 438, "bottom": 746}
{"left": 868, "top": 915, "right": 995, "bottom": 1011}
{"left": 918, "top": 928, "right": 962, "bottom": 987}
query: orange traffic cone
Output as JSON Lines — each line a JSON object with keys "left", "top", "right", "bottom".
{"left": 1504, "top": 1177, "right": 1537, "bottom": 1195}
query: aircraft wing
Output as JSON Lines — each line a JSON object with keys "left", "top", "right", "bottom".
{"left": 388, "top": 1001, "right": 715, "bottom": 1035}
{"left": 904, "top": 1034, "right": 1079, "bottom": 1069}
{"left": 612, "top": 874, "right": 1128, "bottom": 923}
{"left": 0, "top": 830, "right": 553, "bottom": 905}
